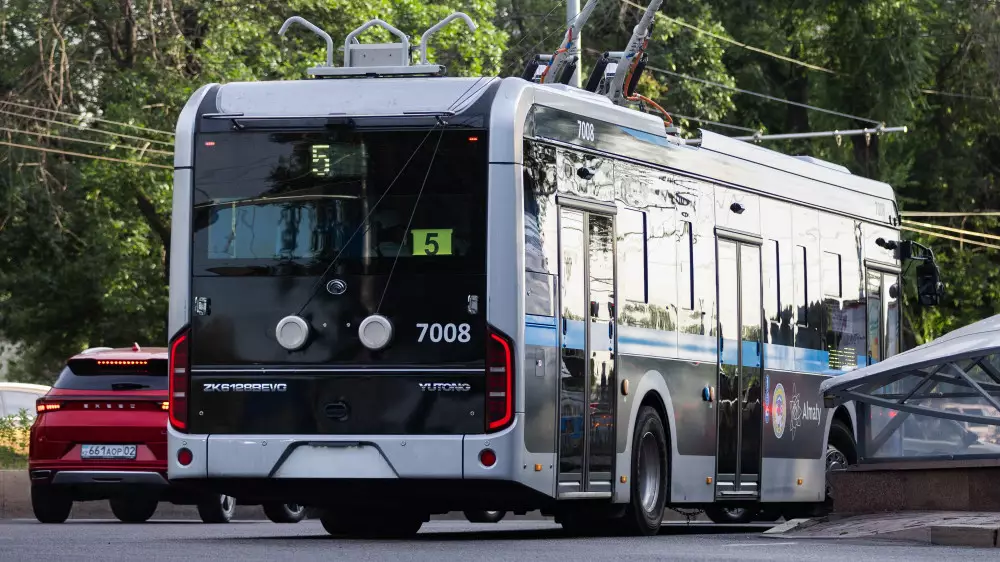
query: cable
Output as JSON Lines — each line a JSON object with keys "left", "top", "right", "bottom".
{"left": 920, "top": 89, "right": 996, "bottom": 101}
{"left": 376, "top": 127, "right": 445, "bottom": 313}
{"left": 618, "top": 0, "right": 836, "bottom": 75}
{"left": 669, "top": 113, "right": 756, "bottom": 132}
{"left": 0, "top": 109, "right": 173, "bottom": 147}
{"left": 0, "top": 100, "right": 175, "bottom": 136}
{"left": 646, "top": 65, "right": 880, "bottom": 124}
{"left": 901, "top": 211, "right": 1000, "bottom": 217}
{"left": 0, "top": 140, "right": 172, "bottom": 169}
{"left": 0, "top": 126, "right": 173, "bottom": 156}
{"left": 901, "top": 220, "right": 1000, "bottom": 243}
{"left": 901, "top": 225, "right": 1000, "bottom": 250}
{"left": 294, "top": 125, "right": 442, "bottom": 316}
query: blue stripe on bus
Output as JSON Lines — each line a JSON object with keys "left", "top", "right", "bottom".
{"left": 524, "top": 314, "right": 868, "bottom": 376}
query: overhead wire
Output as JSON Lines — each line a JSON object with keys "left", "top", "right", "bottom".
{"left": 0, "top": 109, "right": 173, "bottom": 147}
{"left": 902, "top": 211, "right": 1000, "bottom": 217}
{"left": 0, "top": 126, "right": 173, "bottom": 157}
{"left": 667, "top": 113, "right": 756, "bottom": 132}
{"left": 902, "top": 220, "right": 1000, "bottom": 243}
{"left": 617, "top": 0, "right": 837, "bottom": 74}
{"left": 646, "top": 65, "right": 880, "bottom": 124}
{"left": 901, "top": 225, "right": 1000, "bottom": 251}
{"left": 0, "top": 140, "right": 172, "bottom": 169}
{"left": 0, "top": 100, "right": 175, "bottom": 137}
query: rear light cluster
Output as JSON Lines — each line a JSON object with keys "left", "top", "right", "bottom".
{"left": 36, "top": 401, "right": 61, "bottom": 413}
{"left": 485, "top": 326, "right": 514, "bottom": 432}
{"left": 169, "top": 329, "right": 190, "bottom": 431}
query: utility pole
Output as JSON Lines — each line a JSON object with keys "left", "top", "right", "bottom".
{"left": 567, "top": 0, "right": 580, "bottom": 87}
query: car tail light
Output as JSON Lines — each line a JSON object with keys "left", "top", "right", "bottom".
{"left": 177, "top": 447, "right": 193, "bottom": 466}
{"left": 35, "top": 400, "right": 61, "bottom": 413}
{"left": 169, "top": 328, "right": 190, "bottom": 431}
{"left": 485, "top": 326, "right": 514, "bottom": 432}
{"left": 479, "top": 448, "right": 497, "bottom": 467}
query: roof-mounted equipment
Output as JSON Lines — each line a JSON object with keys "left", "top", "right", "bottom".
{"left": 522, "top": 0, "right": 600, "bottom": 86}
{"left": 587, "top": 0, "right": 661, "bottom": 104}
{"left": 278, "top": 13, "right": 477, "bottom": 78}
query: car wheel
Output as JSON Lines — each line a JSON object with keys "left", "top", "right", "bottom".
{"left": 463, "top": 510, "right": 506, "bottom": 523}
{"left": 614, "top": 405, "right": 668, "bottom": 536}
{"left": 197, "top": 493, "right": 236, "bottom": 524}
{"left": 31, "top": 486, "right": 72, "bottom": 524}
{"left": 263, "top": 502, "right": 306, "bottom": 524}
{"left": 110, "top": 497, "right": 158, "bottom": 523}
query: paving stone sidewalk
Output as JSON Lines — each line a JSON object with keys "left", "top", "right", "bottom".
{"left": 764, "top": 511, "right": 1000, "bottom": 547}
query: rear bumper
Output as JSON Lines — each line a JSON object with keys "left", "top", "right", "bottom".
{"left": 48, "top": 470, "right": 168, "bottom": 486}
{"left": 168, "top": 415, "right": 524, "bottom": 482}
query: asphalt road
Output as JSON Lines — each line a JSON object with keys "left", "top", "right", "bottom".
{"left": 0, "top": 519, "right": 997, "bottom": 561}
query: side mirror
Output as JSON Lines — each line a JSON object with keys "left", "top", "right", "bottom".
{"left": 917, "top": 261, "right": 944, "bottom": 306}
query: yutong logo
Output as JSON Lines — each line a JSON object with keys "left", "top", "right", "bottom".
{"left": 418, "top": 382, "right": 471, "bottom": 392}
{"left": 203, "top": 383, "right": 287, "bottom": 392}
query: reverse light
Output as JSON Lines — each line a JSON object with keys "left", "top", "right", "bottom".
{"left": 169, "top": 329, "right": 190, "bottom": 431}
{"left": 161, "top": 401, "right": 169, "bottom": 411}
{"left": 485, "top": 326, "right": 514, "bottom": 432}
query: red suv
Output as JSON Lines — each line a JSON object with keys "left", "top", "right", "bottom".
{"left": 28, "top": 345, "right": 305, "bottom": 524}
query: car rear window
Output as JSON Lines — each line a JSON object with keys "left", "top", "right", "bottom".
{"left": 53, "top": 358, "right": 168, "bottom": 391}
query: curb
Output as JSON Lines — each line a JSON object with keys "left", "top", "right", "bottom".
{"left": 930, "top": 525, "right": 1000, "bottom": 548}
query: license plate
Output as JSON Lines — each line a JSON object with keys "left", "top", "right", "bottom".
{"left": 80, "top": 444, "right": 137, "bottom": 460}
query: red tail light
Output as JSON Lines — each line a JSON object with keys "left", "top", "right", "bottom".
{"left": 35, "top": 399, "right": 61, "bottom": 413}
{"left": 486, "top": 326, "right": 514, "bottom": 432}
{"left": 169, "top": 328, "right": 190, "bottom": 431}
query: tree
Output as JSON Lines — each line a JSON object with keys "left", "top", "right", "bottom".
{"left": 0, "top": 0, "right": 505, "bottom": 383}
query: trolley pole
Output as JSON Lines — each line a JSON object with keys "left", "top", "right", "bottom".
{"left": 567, "top": 0, "right": 581, "bottom": 87}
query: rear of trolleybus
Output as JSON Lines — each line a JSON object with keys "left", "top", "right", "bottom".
{"left": 166, "top": 15, "right": 524, "bottom": 536}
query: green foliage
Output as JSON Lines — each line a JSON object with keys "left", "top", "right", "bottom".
{"left": 0, "top": 409, "right": 32, "bottom": 468}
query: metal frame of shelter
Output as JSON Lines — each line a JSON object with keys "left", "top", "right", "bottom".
{"left": 822, "top": 314, "right": 1000, "bottom": 463}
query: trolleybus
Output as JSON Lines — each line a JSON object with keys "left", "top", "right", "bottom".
{"left": 166, "top": 11, "right": 931, "bottom": 536}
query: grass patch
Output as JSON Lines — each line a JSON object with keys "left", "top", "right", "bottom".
{"left": 0, "top": 446, "right": 27, "bottom": 470}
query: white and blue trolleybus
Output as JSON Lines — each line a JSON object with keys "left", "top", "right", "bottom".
{"left": 166, "top": 6, "right": 935, "bottom": 536}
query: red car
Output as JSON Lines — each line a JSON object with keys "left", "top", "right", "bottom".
{"left": 28, "top": 345, "right": 305, "bottom": 524}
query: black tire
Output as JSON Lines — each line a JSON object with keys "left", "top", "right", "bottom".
{"left": 263, "top": 503, "right": 306, "bottom": 524}
{"left": 825, "top": 418, "right": 857, "bottom": 511}
{"left": 31, "top": 486, "right": 72, "bottom": 524}
{"left": 615, "top": 404, "right": 668, "bottom": 536}
{"left": 320, "top": 511, "right": 424, "bottom": 538}
{"left": 463, "top": 510, "right": 506, "bottom": 523}
{"left": 197, "top": 494, "right": 236, "bottom": 524}
{"left": 109, "top": 497, "right": 158, "bottom": 523}
{"left": 704, "top": 505, "right": 759, "bottom": 524}
{"left": 756, "top": 506, "right": 783, "bottom": 522}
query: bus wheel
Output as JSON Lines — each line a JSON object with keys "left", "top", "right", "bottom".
{"left": 704, "top": 505, "right": 759, "bottom": 524}
{"left": 263, "top": 502, "right": 306, "bottom": 523}
{"left": 617, "top": 405, "right": 668, "bottom": 536}
{"left": 825, "top": 418, "right": 856, "bottom": 511}
{"left": 463, "top": 510, "right": 506, "bottom": 523}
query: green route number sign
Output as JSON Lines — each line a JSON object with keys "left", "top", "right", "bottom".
{"left": 411, "top": 229, "right": 453, "bottom": 256}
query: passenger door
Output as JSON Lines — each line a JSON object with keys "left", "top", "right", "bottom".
{"left": 556, "top": 205, "right": 617, "bottom": 497}
{"left": 715, "top": 236, "right": 764, "bottom": 499}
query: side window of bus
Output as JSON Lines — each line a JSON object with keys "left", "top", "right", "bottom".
{"left": 523, "top": 141, "right": 558, "bottom": 317}
{"left": 676, "top": 180, "right": 714, "bottom": 341}
{"left": 792, "top": 209, "right": 823, "bottom": 358}
{"left": 761, "top": 198, "right": 793, "bottom": 348}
